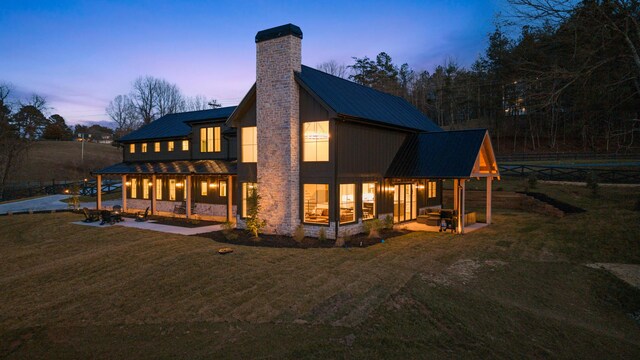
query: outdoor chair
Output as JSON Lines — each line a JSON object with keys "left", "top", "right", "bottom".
{"left": 136, "top": 207, "right": 150, "bottom": 222}
{"left": 100, "top": 210, "right": 115, "bottom": 225}
{"left": 111, "top": 205, "right": 123, "bottom": 222}
{"left": 82, "top": 207, "right": 100, "bottom": 223}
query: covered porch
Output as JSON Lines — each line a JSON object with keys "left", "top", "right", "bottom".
{"left": 385, "top": 129, "right": 499, "bottom": 234}
{"left": 92, "top": 160, "right": 237, "bottom": 222}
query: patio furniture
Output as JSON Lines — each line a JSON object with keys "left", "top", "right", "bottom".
{"left": 111, "top": 205, "right": 123, "bottom": 222}
{"left": 82, "top": 207, "right": 100, "bottom": 223}
{"left": 439, "top": 209, "right": 457, "bottom": 233}
{"left": 100, "top": 210, "right": 115, "bottom": 225}
{"left": 173, "top": 202, "right": 196, "bottom": 215}
{"left": 136, "top": 207, "right": 150, "bottom": 222}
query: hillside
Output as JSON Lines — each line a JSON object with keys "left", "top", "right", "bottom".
{"left": 9, "top": 141, "right": 122, "bottom": 183}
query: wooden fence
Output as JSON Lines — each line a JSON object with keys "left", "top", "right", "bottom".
{"left": 1, "top": 179, "right": 121, "bottom": 202}
{"left": 498, "top": 164, "right": 640, "bottom": 184}
{"left": 497, "top": 152, "right": 640, "bottom": 162}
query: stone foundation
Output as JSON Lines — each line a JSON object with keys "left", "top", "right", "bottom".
{"left": 126, "top": 198, "right": 235, "bottom": 221}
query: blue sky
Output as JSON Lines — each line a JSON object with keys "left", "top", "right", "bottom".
{"left": 0, "top": 0, "right": 502, "bottom": 125}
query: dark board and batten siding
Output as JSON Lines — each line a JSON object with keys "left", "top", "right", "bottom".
{"left": 124, "top": 139, "right": 191, "bottom": 162}
{"left": 190, "top": 123, "right": 238, "bottom": 161}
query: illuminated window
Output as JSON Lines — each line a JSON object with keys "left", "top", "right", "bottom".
{"left": 303, "top": 184, "right": 329, "bottom": 224}
{"left": 141, "top": 143, "right": 148, "bottom": 153}
{"left": 241, "top": 127, "right": 257, "bottom": 163}
{"left": 200, "top": 127, "right": 220, "bottom": 153}
{"left": 201, "top": 181, "right": 208, "bottom": 196}
{"left": 340, "top": 184, "right": 355, "bottom": 224}
{"left": 142, "top": 178, "right": 150, "bottom": 199}
{"left": 428, "top": 181, "right": 437, "bottom": 198}
{"left": 183, "top": 180, "right": 187, "bottom": 200}
{"left": 129, "top": 143, "right": 135, "bottom": 153}
{"left": 168, "top": 141, "right": 174, "bottom": 151}
{"left": 169, "top": 179, "right": 176, "bottom": 201}
{"left": 242, "top": 182, "right": 257, "bottom": 217}
{"left": 219, "top": 180, "right": 227, "bottom": 197}
{"left": 182, "top": 140, "right": 189, "bottom": 151}
{"left": 156, "top": 179, "right": 162, "bottom": 200}
{"left": 131, "top": 178, "right": 137, "bottom": 198}
{"left": 303, "top": 121, "right": 329, "bottom": 162}
{"left": 154, "top": 142, "right": 160, "bottom": 152}
{"left": 362, "top": 182, "right": 376, "bottom": 220}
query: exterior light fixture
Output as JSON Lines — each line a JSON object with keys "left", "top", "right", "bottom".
{"left": 125, "top": 181, "right": 131, "bottom": 186}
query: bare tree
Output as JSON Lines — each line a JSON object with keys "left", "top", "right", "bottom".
{"left": 155, "top": 79, "right": 184, "bottom": 117}
{"left": 130, "top": 76, "right": 158, "bottom": 125}
{"left": 183, "top": 95, "right": 216, "bottom": 111}
{"left": 317, "top": 60, "right": 349, "bottom": 78}
{"left": 106, "top": 95, "right": 139, "bottom": 134}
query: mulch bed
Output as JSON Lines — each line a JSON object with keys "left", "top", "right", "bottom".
{"left": 519, "top": 191, "right": 586, "bottom": 214}
{"left": 196, "top": 228, "right": 408, "bottom": 249}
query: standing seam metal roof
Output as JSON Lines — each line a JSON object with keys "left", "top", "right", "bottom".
{"left": 296, "top": 65, "right": 441, "bottom": 132}
{"left": 117, "top": 106, "right": 237, "bottom": 142}
{"left": 385, "top": 129, "right": 488, "bottom": 178}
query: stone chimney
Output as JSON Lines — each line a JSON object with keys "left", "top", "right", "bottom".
{"left": 255, "top": 24, "right": 302, "bottom": 236}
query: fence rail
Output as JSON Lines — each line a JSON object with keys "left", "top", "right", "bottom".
{"left": 498, "top": 164, "right": 640, "bottom": 184}
{"left": 497, "top": 152, "right": 640, "bottom": 162}
{"left": 1, "top": 179, "right": 121, "bottom": 202}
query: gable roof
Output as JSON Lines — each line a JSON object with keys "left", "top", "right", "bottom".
{"left": 118, "top": 106, "right": 237, "bottom": 142}
{"left": 295, "top": 65, "right": 441, "bottom": 132}
{"left": 386, "top": 129, "right": 498, "bottom": 178}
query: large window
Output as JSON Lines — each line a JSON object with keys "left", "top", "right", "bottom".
{"left": 241, "top": 127, "right": 257, "bottom": 163}
{"left": 303, "top": 121, "right": 329, "bottom": 162}
{"left": 156, "top": 179, "right": 162, "bottom": 200}
{"left": 303, "top": 184, "right": 329, "bottom": 224}
{"left": 362, "top": 182, "right": 376, "bottom": 220}
{"left": 142, "top": 178, "right": 150, "bottom": 199}
{"left": 130, "top": 178, "right": 137, "bottom": 198}
{"left": 168, "top": 141, "right": 174, "bottom": 151}
{"left": 169, "top": 179, "right": 176, "bottom": 201}
{"left": 340, "top": 184, "right": 355, "bottom": 224}
{"left": 182, "top": 140, "right": 189, "bottom": 151}
{"left": 242, "top": 182, "right": 257, "bottom": 218}
{"left": 154, "top": 142, "right": 160, "bottom": 152}
{"left": 129, "top": 144, "right": 135, "bottom": 153}
{"left": 141, "top": 143, "right": 148, "bottom": 153}
{"left": 428, "top": 181, "right": 437, "bottom": 198}
{"left": 200, "top": 127, "right": 221, "bottom": 153}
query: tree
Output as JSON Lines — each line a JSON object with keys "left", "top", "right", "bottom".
{"left": 183, "top": 95, "right": 221, "bottom": 111}
{"left": 317, "top": 60, "right": 348, "bottom": 78}
{"left": 131, "top": 76, "right": 159, "bottom": 125}
{"left": 11, "top": 105, "right": 48, "bottom": 139}
{"left": 0, "top": 83, "right": 30, "bottom": 200}
{"left": 245, "top": 187, "right": 266, "bottom": 238}
{"left": 154, "top": 79, "right": 183, "bottom": 117}
{"left": 106, "top": 94, "right": 139, "bottom": 138}
{"left": 42, "top": 114, "right": 73, "bottom": 140}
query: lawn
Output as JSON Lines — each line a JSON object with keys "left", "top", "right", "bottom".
{"left": 1, "top": 182, "right": 639, "bottom": 358}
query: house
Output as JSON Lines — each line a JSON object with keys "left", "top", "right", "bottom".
{"left": 94, "top": 24, "right": 499, "bottom": 238}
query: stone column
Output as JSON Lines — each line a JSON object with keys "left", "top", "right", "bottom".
{"left": 255, "top": 24, "right": 303, "bottom": 236}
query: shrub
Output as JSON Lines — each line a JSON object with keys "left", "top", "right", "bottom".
{"left": 318, "top": 227, "right": 327, "bottom": 242}
{"left": 245, "top": 187, "right": 266, "bottom": 238}
{"left": 527, "top": 174, "right": 538, "bottom": 190}
{"left": 335, "top": 237, "right": 345, "bottom": 247}
{"left": 363, "top": 218, "right": 382, "bottom": 238}
{"left": 293, "top": 224, "right": 305, "bottom": 243}
{"left": 222, "top": 221, "right": 238, "bottom": 240}
{"left": 383, "top": 215, "right": 394, "bottom": 230}
{"left": 586, "top": 172, "right": 599, "bottom": 197}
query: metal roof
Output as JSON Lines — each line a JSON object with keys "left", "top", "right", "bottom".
{"left": 93, "top": 160, "right": 237, "bottom": 175}
{"left": 296, "top": 65, "right": 441, "bottom": 132}
{"left": 118, "top": 106, "right": 237, "bottom": 142}
{"left": 385, "top": 129, "right": 488, "bottom": 178}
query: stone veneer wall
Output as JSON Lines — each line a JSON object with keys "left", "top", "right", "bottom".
{"left": 127, "top": 199, "right": 235, "bottom": 219}
{"left": 255, "top": 34, "right": 302, "bottom": 236}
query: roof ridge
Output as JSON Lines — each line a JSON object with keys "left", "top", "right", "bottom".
{"left": 164, "top": 106, "right": 237, "bottom": 116}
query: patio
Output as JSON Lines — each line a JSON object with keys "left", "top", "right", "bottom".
{"left": 395, "top": 221, "right": 489, "bottom": 233}
{"left": 72, "top": 216, "right": 222, "bottom": 235}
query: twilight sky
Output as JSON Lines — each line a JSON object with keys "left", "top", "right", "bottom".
{"left": 0, "top": 0, "right": 502, "bottom": 126}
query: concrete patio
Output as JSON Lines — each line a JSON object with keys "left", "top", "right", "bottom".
{"left": 395, "top": 221, "right": 489, "bottom": 233}
{"left": 72, "top": 217, "right": 222, "bottom": 235}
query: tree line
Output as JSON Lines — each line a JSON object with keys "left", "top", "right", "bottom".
{"left": 106, "top": 76, "right": 221, "bottom": 139}
{"left": 319, "top": 0, "right": 639, "bottom": 153}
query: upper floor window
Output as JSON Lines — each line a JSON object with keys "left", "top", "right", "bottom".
{"left": 168, "top": 141, "right": 174, "bottom": 151}
{"left": 129, "top": 144, "right": 135, "bottom": 153}
{"left": 141, "top": 143, "right": 148, "bottom": 153}
{"left": 182, "top": 140, "right": 189, "bottom": 151}
{"left": 154, "top": 142, "right": 160, "bottom": 152}
{"left": 200, "top": 127, "right": 221, "bottom": 153}
{"left": 303, "top": 121, "right": 329, "bottom": 162}
{"left": 241, "top": 127, "right": 257, "bottom": 163}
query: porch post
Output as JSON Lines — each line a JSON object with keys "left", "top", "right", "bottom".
{"left": 151, "top": 174, "right": 157, "bottom": 215}
{"left": 96, "top": 175, "right": 102, "bottom": 210}
{"left": 227, "top": 175, "right": 233, "bottom": 222}
{"left": 186, "top": 175, "right": 192, "bottom": 218}
{"left": 486, "top": 177, "right": 492, "bottom": 225}
{"left": 121, "top": 175, "right": 127, "bottom": 212}
{"left": 459, "top": 179, "right": 466, "bottom": 234}
{"left": 453, "top": 178, "right": 459, "bottom": 214}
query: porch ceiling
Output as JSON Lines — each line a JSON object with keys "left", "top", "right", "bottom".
{"left": 93, "top": 160, "right": 237, "bottom": 176}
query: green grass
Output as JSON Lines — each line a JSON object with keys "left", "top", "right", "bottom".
{"left": 1, "top": 181, "right": 639, "bottom": 358}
